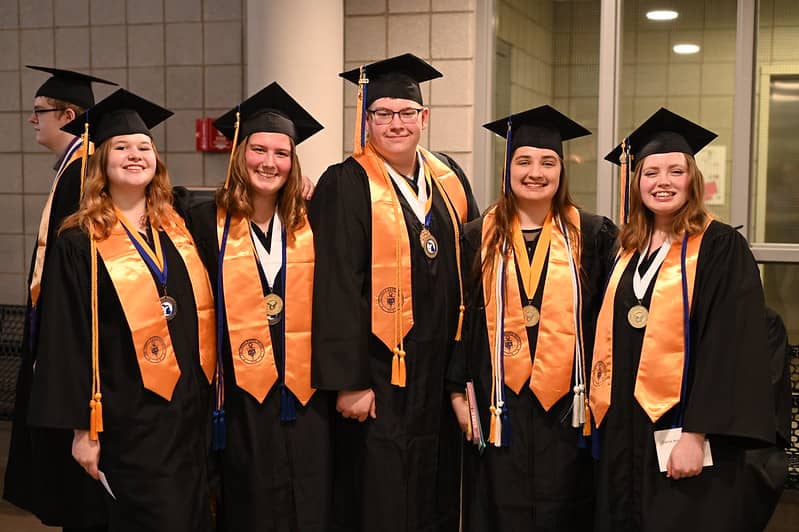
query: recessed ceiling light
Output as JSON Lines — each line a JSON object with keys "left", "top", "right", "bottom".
{"left": 673, "top": 43, "right": 701, "bottom": 54}
{"left": 647, "top": 10, "right": 679, "bottom": 21}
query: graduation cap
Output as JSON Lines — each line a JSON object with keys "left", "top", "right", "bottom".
{"left": 605, "top": 107, "right": 717, "bottom": 166}
{"left": 213, "top": 81, "right": 323, "bottom": 146}
{"left": 483, "top": 105, "right": 591, "bottom": 195}
{"left": 27, "top": 65, "right": 117, "bottom": 110}
{"left": 62, "top": 88, "right": 173, "bottom": 147}
{"left": 340, "top": 54, "right": 442, "bottom": 155}
{"left": 606, "top": 107, "right": 717, "bottom": 223}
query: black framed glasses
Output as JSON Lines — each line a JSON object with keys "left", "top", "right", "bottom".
{"left": 32, "top": 108, "right": 67, "bottom": 119}
{"left": 367, "top": 107, "right": 424, "bottom": 125}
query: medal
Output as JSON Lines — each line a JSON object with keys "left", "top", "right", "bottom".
{"left": 420, "top": 227, "right": 438, "bottom": 259}
{"left": 264, "top": 292, "right": 284, "bottom": 317}
{"left": 160, "top": 295, "right": 178, "bottom": 321}
{"left": 627, "top": 304, "right": 648, "bottom": 329}
{"left": 523, "top": 304, "right": 540, "bottom": 327}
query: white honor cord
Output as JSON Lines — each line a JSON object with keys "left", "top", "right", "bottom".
{"left": 632, "top": 235, "right": 672, "bottom": 301}
{"left": 384, "top": 153, "right": 428, "bottom": 223}
{"left": 559, "top": 217, "right": 585, "bottom": 428}
{"left": 250, "top": 213, "right": 283, "bottom": 287}
{"left": 492, "top": 242, "right": 507, "bottom": 447}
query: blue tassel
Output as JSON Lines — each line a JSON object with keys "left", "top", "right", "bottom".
{"left": 500, "top": 409, "right": 511, "bottom": 448}
{"left": 591, "top": 421, "right": 601, "bottom": 460}
{"left": 212, "top": 408, "right": 226, "bottom": 450}
{"left": 280, "top": 385, "right": 297, "bottom": 422}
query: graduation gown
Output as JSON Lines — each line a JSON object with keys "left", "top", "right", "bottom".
{"left": 27, "top": 226, "right": 213, "bottom": 532}
{"left": 448, "top": 211, "right": 618, "bottom": 532}
{"left": 184, "top": 200, "right": 333, "bottom": 532}
{"left": 3, "top": 146, "right": 108, "bottom": 528}
{"left": 308, "top": 154, "right": 479, "bottom": 532}
{"left": 594, "top": 220, "right": 776, "bottom": 532}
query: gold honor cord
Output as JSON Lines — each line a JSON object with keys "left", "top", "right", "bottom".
{"left": 510, "top": 214, "right": 553, "bottom": 317}
{"left": 223, "top": 111, "right": 241, "bottom": 190}
{"left": 89, "top": 236, "right": 103, "bottom": 440}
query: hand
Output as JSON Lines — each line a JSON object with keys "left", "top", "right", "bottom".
{"left": 337, "top": 389, "right": 376, "bottom": 422}
{"left": 666, "top": 431, "right": 705, "bottom": 479}
{"left": 450, "top": 392, "right": 472, "bottom": 441}
{"left": 301, "top": 175, "right": 315, "bottom": 200}
{"left": 72, "top": 429, "right": 100, "bottom": 480}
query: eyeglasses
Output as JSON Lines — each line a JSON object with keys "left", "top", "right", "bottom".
{"left": 367, "top": 107, "right": 424, "bottom": 125}
{"left": 31, "top": 108, "right": 66, "bottom": 119}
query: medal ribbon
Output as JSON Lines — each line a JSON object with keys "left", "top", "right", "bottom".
{"left": 632, "top": 237, "right": 671, "bottom": 301}
{"left": 29, "top": 138, "right": 87, "bottom": 307}
{"left": 510, "top": 214, "right": 552, "bottom": 305}
{"left": 386, "top": 154, "right": 433, "bottom": 225}
{"left": 589, "top": 227, "right": 706, "bottom": 426}
{"left": 116, "top": 208, "right": 168, "bottom": 287}
{"left": 217, "top": 209, "right": 315, "bottom": 405}
{"left": 250, "top": 214, "right": 283, "bottom": 290}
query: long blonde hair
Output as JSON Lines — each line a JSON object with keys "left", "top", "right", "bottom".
{"left": 215, "top": 134, "right": 307, "bottom": 241}
{"left": 60, "top": 138, "right": 173, "bottom": 239}
{"left": 619, "top": 153, "right": 710, "bottom": 252}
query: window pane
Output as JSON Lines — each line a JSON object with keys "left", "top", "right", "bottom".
{"left": 492, "top": 0, "right": 600, "bottom": 208}
{"left": 762, "top": 263, "right": 799, "bottom": 342}
{"left": 619, "top": 0, "right": 737, "bottom": 223}
{"left": 752, "top": 1, "right": 799, "bottom": 244}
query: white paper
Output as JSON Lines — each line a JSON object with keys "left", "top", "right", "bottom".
{"left": 653, "top": 427, "right": 713, "bottom": 473}
{"left": 98, "top": 470, "right": 116, "bottom": 499}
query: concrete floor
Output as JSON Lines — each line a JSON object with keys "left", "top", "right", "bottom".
{"left": 0, "top": 420, "right": 796, "bottom": 531}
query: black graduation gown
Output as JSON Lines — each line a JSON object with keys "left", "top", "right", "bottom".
{"left": 594, "top": 220, "right": 776, "bottom": 532}
{"left": 27, "top": 226, "right": 213, "bottom": 532}
{"left": 3, "top": 152, "right": 108, "bottom": 528}
{"left": 448, "top": 211, "right": 618, "bottom": 532}
{"left": 184, "top": 200, "right": 333, "bottom": 532}
{"left": 308, "top": 154, "right": 480, "bottom": 532}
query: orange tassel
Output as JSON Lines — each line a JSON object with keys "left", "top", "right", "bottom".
{"left": 353, "top": 66, "right": 367, "bottom": 156}
{"left": 583, "top": 402, "right": 592, "bottom": 437}
{"left": 488, "top": 405, "right": 498, "bottom": 444}
{"left": 79, "top": 122, "right": 90, "bottom": 198}
{"left": 455, "top": 304, "right": 465, "bottom": 341}
{"left": 89, "top": 392, "right": 103, "bottom": 441}
{"left": 223, "top": 111, "right": 241, "bottom": 190}
{"left": 391, "top": 347, "right": 406, "bottom": 387}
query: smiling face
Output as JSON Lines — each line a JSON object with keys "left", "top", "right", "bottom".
{"left": 105, "top": 133, "right": 157, "bottom": 196}
{"left": 244, "top": 131, "right": 292, "bottom": 200}
{"left": 638, "top": 151, "right": 691, "bottom": 225}
{"left": 366, "top": 96, "right": 429, "bottom": 164}
{"left": 509, "top": 146, "right": 562, "bottom": 208}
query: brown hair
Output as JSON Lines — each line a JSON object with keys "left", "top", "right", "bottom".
{"left": 44, "top": 97, "right": 85, "bottom": 121}
{"left": 480, "top": 157, "right": 582, "bottom": 294}
{"left": 60, "top": 138, "right": 173, "bottom": 239}
{"left": 619, "top": 153, "right": 710, "bottom": 253}
{"left": 215, "top": 134, "right": 307, "bottom": 241}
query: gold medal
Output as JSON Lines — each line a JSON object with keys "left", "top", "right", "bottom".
{"left": 419, "top": 228, "right": 439, "bottom": 259}
{"left": 264, "top": 293, "right": 284, "bottom": 317}
{"left": 627, "top": 304, "right": 648, "bottom": 329}
{"left": 523, "top": 304, "right": 540, "bottom": 327}
{"left": 160, "top": 295, "right": 177, "bottom": 321}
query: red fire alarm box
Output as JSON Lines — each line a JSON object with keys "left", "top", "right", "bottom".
{"left": 196, "top": 118, "right": 233, "bottom": 152}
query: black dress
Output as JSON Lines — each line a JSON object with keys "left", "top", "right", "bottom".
{"left": 27, "top": 227, "right": 213, "bottom": 532}
{"left": 448, "top": 211, "right": 618, "bottom": 532}
{"left": 308, "top": 154, "right": 480, "bottom": 532}
{"left": 594, "top": 220, "right": 777, "bottom": 532}
{"left": 183, "top": 200, "right": 333, "bottom": 532}
{"left": 3, "top": 148, "right": 108, "bottom": 528}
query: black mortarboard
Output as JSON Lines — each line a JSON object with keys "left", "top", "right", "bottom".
{"left": 604, "top": 107, "right": 717, "bottom": 166}
{"left": 213, "top": 82, "right": 323, "bottom": 146}
{"left": 62, "top": 88, "right": 173, "bottom": 147}
{"left": 27, "top": 65, "right": 117, "bottom": 110}
{"left": 483, "top": 105, "right": 591, "bottom": 159}
{"left": 340, "top": 53, "right": 442, "bottom": 107}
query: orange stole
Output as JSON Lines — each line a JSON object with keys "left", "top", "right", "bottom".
{"left": 30, "top": 143, "right": 89, "bottom": 307}
{"left": 589, "top": 228, "right": 706, "bottom": 426}
{"left": 217, "top": 209, "right": 315, "bottom": 405}
{"left": 481, "top": 207, "right": 582, "bottom": 410}
{"left": 94, "top": 206, "right": 216, "bottom": 401}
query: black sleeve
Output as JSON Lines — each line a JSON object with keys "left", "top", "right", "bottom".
{"left": 27, "top": 230, "right": 93, "bottom": 430}
{"left": 682, "top": 223, "right": 775, "bottom": 446}
{"left": 308, "top": 161, "right": 373, "bottom": 391}
{"left": 47, "top": 162, "right": 82, "bottom": 241}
